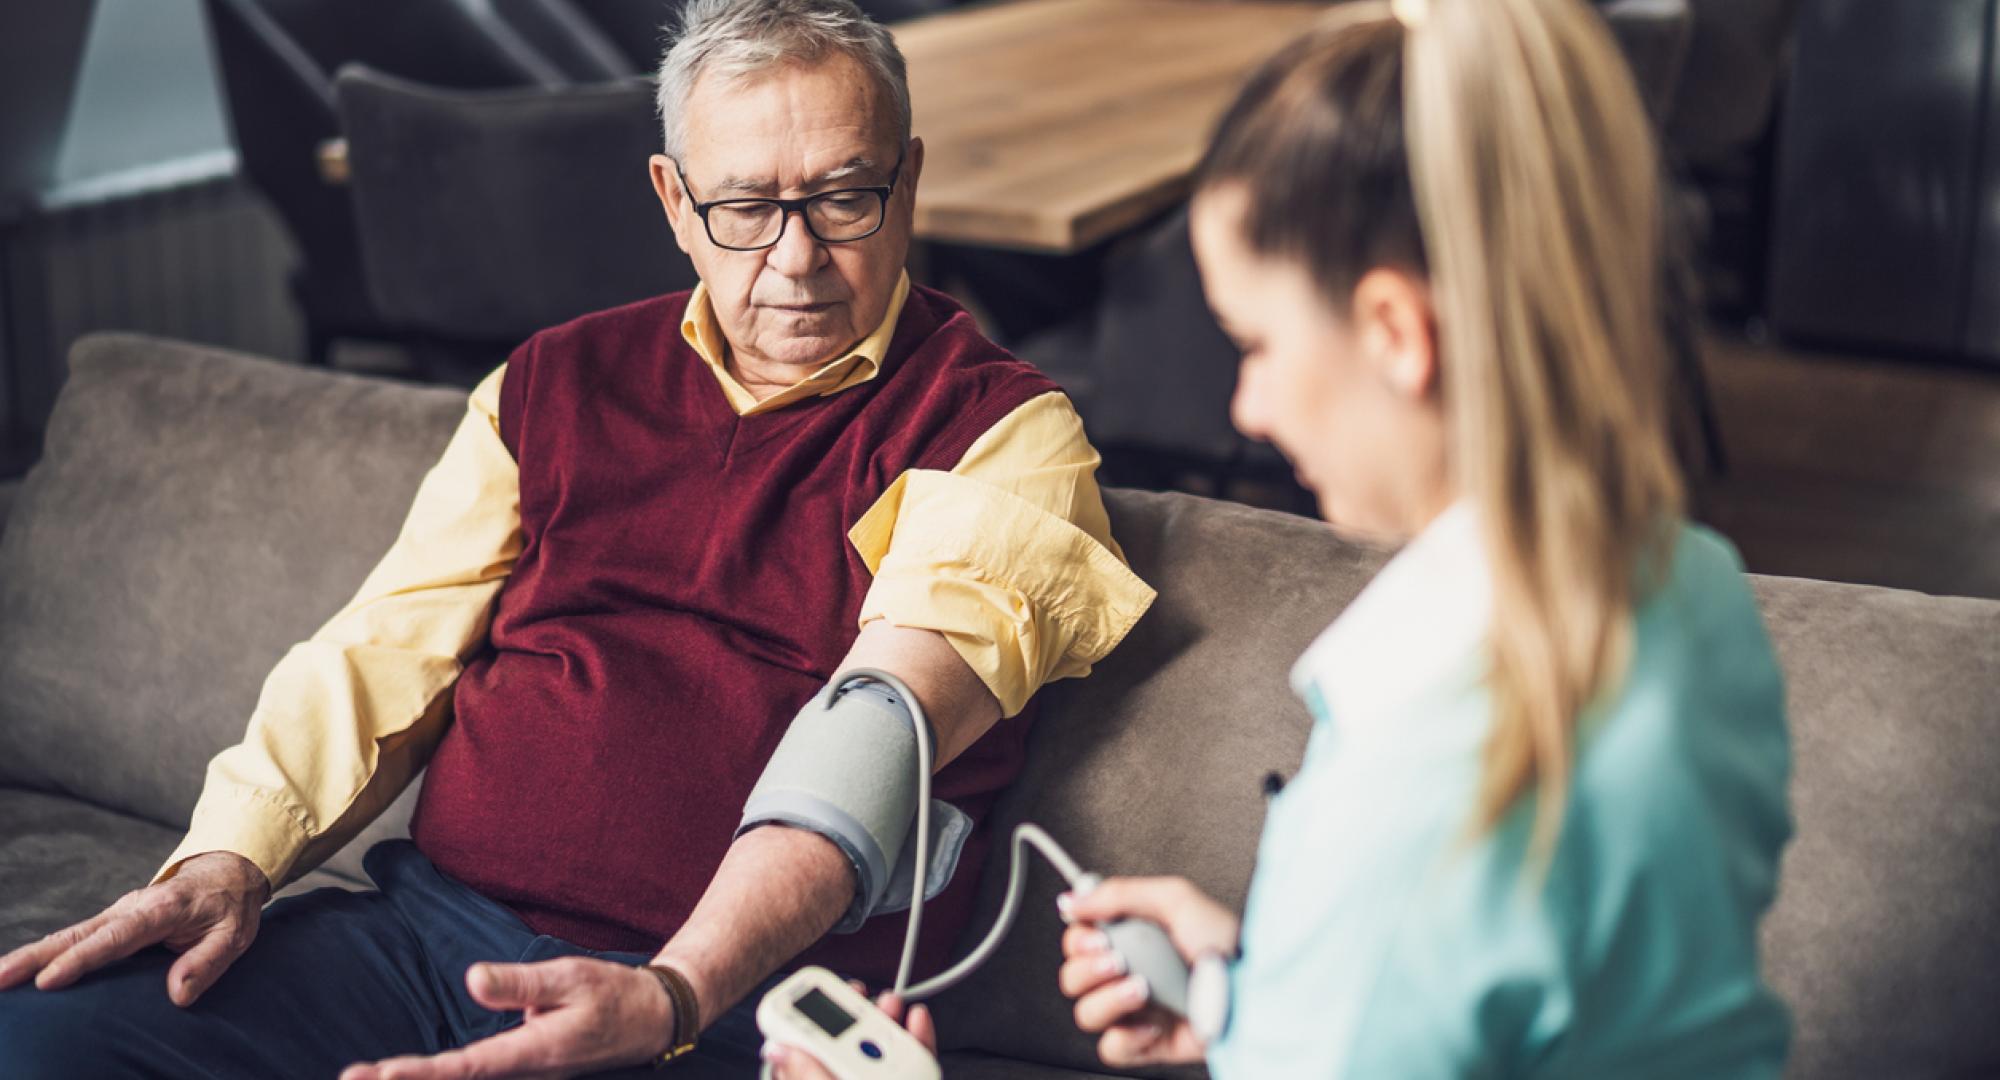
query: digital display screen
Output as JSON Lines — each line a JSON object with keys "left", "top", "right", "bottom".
{"left": 795, "top": 987, "right": 857, "bottom": 1037}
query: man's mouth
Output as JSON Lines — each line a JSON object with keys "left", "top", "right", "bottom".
{"left": 768, "top": 301, "right": 840, "bottom": 314}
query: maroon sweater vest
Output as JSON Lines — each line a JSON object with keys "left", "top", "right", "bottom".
{"left": 409, "top": 285, "right": 1061, "bottom": 984}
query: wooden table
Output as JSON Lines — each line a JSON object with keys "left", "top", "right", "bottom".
{"left": 895, "top": 0, "right": 1330, "bottom": 253}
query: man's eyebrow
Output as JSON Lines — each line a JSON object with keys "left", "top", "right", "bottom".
{"left": 704, "top": 157, "right": 883, "bottom": 198}
{"left": 707, "top": 174, "right": 776, "bottom": 196}
{"left": 809, "top": 157, "right": 880, "bottom": 188}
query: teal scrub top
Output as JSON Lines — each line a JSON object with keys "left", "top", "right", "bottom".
{"left": 1207, "top": 507, "right": 1793, "bottom": 1078}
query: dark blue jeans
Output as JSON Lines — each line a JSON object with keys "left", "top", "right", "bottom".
{"left": 0, "top": 841, "right": 772, "bottom": 1079}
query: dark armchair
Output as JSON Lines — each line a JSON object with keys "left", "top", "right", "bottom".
{"left": 335, "top": 68, "right": 697, "bottom": 381}
{"left": 201, "top": 0, "right": 582, "bottom": 365}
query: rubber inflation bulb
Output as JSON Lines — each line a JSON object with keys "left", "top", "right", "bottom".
{"left": 1102, "top": 918, "right": 1191, "bottom": 1017}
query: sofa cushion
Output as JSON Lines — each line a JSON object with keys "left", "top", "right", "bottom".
{"left": 0, "top": 787, "right": 181, "bottom": 950}
{"left": 929, "top": 489, "right": 1386, "bottom": 1075}
{"left": 0, "top": 786, "right": 365, "bottom": 952}
{"left": 0, "top": 334, "right": 464, "bottom": 842}
{"left": 1750, "top": 577, "right": 2000, "bottom": 1080}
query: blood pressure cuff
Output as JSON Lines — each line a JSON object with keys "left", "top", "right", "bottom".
{"left": 738, "top": 678, "right": 971, "bottom": 933}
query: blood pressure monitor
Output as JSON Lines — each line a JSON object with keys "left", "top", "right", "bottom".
{"left": 756, "top": 966, "right": 940, "bottom": 1080}
{"left": 751, "top": 671, "right": 1204, "bottom": 1076}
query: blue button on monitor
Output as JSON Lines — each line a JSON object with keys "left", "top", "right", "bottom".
{"left": 860, "top": 1039, "right": 884, "bottom": 1059}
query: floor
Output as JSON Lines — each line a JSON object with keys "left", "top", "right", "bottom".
{"left": 1698, "top": 333, "right": 2000, "bottom": 601}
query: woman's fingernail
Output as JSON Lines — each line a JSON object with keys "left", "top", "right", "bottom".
{"left": 1125, "top": 975, "right": 1151, "bottom": 1004}
{"left": 1097, "top": 953, "right": 1127, "bottom": 978}
{"left": 1137, "top": 1022, "right": 1165, "bottom": 1045}
{"left": 1092, "top": 930, "right": 1114, "bottom": 952}
{"left": 1056, "top": 893, "right": 1075, "bottom": 921}
{"left": 759, "top": 1039, "right": 783, "bottom": 1062}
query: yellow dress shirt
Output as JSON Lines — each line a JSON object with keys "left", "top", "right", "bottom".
{"left": 159, "top": 274, "right": 1156, "bottom": 889}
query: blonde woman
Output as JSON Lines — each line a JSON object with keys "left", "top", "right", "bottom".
{"left": 1051, "top": 0, "right": 1794, "bottom": 1075}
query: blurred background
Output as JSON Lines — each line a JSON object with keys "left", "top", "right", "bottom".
{"left": 2, "top": 0, "right": 1996, "bottom": 599}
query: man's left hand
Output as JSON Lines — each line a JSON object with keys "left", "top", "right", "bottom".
{"left": 339, "top": 957, "right": 674, "bottom": 1080}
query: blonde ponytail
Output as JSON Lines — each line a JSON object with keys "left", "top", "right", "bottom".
{"left": 1198, "top": 0, "right": 1683, "bottom": 861}
{"left": 1401, "top": 0, "right": 1681, "bottom": 858}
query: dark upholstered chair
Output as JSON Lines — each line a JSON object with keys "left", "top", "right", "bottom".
{"left": 1766, "top": 1, "right": 2000, "bottom": 362}
{"left": 1667, "top": 0, "right": 1806, "bottom": 170}
{"left": 1013, "top": 206, "right": 1284, "bottom": 497}
{"left": 1664, "top": 0, "right": 1804, "bottom": 320}
{"left": 201, "top": 0, "right": 581, "bottom": 366}
{"left": 1598, "top": 0, "right": 1696, "bottom": 120}
{"left": 335, "top": 68, "right": 697, "bottom": 380}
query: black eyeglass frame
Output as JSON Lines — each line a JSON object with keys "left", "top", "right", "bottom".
{"left": 674, "top": 147, "right": 908, "bottom": 252}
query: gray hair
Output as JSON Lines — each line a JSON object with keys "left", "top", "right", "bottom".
{"left": 655, "top": 0, "right": 912, "bottom": 161}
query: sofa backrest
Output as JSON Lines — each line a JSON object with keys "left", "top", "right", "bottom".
{"left": 0, "top": 334, "right": 461, "bottom": 882}
{"left": 928, "top": 489, "right": 1380, "bottom": 1077}
{"left": 0, "top": 335, "right": 1994, "bottom": 1077}
{"left": 935, "top": 495, "right": 2000, "bottom": 1079}
{"left": 1749, "top": 576, "right": 2000, "bottom": 1079}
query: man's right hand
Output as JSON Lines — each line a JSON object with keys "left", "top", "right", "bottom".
{"left": 0, "top": 850, "right": 270, "bottom": 1007}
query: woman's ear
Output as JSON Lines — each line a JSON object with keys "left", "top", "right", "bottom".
{"left": 1351, "top": 268, "right": 1438, "bottom": 401}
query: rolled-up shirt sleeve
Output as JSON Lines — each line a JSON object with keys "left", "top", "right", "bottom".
{"left": 154, "top": 363, "right": 522, "bottom": 889}
{"left": 848, "top": 391, "right": 1155, "bottom": 717}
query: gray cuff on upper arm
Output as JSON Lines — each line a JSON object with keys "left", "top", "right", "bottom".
{"left": 737, "top": 678, "right": 971, "bottom": 934}
{"left": 873, "top": 798, "right": 972, "bottom": 920}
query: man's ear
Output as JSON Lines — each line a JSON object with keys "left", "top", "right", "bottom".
{"left": 1351, "top": 268, "right": 1438, "bottom": 401}
{"left": 650, "top": 154, "right": 694, "bottom": 257}
{"left": 902, "top": 135, "right": 925, "bottom": 207}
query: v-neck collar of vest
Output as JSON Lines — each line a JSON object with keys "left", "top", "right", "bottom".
{"left": 688, "top": 288, "right": 942, "bottom": 465}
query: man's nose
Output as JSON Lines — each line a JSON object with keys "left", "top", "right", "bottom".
{"left": 764, "top": 208, "right": 830, "bottom": 276}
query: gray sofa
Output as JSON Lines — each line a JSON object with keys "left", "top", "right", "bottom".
{"left": 1, "top": 334, "right": 1996, "bottom": 1079}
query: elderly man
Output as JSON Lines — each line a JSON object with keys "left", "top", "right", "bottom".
{"left": 0, "top": 0, "right": 1152, "bottom": 1075}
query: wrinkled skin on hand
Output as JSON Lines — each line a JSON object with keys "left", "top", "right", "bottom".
{"left": 0, "top": 850, "right": 271, "bottom": 1007}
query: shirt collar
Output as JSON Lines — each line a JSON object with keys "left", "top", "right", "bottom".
{"left": 680, "top": 271, "right": 912, "bottom": 416}
{"left": 1290, "top": 501, "right": 1492, "bottom": 733}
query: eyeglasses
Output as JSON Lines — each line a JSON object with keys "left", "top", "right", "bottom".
{"left": 675, "top": 148, "right": 906, "bottom": 252}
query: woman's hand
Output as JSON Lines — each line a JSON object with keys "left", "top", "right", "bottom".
{"left": 1058, "top": 876, "right": 1240, "bottom": 1068}
{"left": 763, "top": 987, "right": 937, "bottom": 1079}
